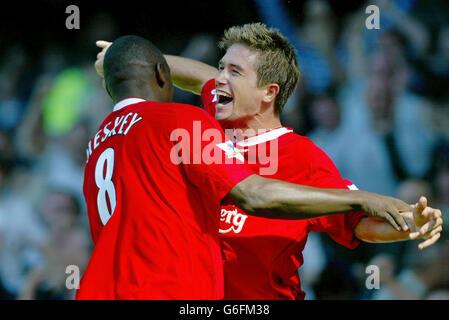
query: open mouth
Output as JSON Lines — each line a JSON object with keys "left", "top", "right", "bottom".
{"left": 217, "top": 92, "right": 234, "bottom": 105}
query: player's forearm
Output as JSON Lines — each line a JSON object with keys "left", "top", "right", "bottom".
{"left": 231, "top": 175, "right": 366, "bottom": 220}
{"left": 355, "top": 217, "right": 410, "bottom": 243}
{"left": 164, "top": 55, "right": 217, "bottom": 95}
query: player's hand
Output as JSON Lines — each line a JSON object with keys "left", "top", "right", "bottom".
{"left": 408, "top": 196, "right": 443, "bottom": 250}
{"left": 360, "top": 192, "right": 411, "bottom": 232}
{"left": 95, "top": 40, "right": 112, "bottom": 78}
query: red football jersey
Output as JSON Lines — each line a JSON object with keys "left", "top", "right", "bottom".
{"left": 77, "top": 98, "right": 253, "bottom": 300}
{"left": 202, "top": 79, "right": 366, "bottom": 300}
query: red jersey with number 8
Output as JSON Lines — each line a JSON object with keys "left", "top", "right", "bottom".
{"left": 76, "top": 98, "right": 253, "bottom": 300}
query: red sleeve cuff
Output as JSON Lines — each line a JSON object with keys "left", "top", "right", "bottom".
{"left": 201, "top": 78, "right": 217, "bottom": 116}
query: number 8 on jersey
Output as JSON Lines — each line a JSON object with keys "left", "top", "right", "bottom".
{"left": 95, "top": 148, "right": 117, "bottom": 225}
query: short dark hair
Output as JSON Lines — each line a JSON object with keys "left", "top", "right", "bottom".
{"left": 104, "top": 35, "right": 170, "bottom": 97}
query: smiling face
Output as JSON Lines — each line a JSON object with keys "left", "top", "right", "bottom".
{"left": 214, "top": 44, "right": 267, "bottom": 126}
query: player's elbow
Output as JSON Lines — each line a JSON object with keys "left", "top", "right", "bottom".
{"left": 229, "top": 175, "right": 277, "bottom": 214}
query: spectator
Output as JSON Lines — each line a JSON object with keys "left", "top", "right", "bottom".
{"left": 432, "top": 161, "right": 449, "bottom": 231}
{"left": 370, "top": 241, "right": 449, "bottom": 300}
{"left": 19, "top": 189, "right": 91, "bottom": 300}
{"left": 16, "top": 62, "right": 103, "bottom": 206}
{"left": 311, "top": 255, "right": 359, "bottom": 299}
{"left": 341, "top": 0, "right": 430, "bottom": 80}
{"left": 331, "top": 48, "right": 437, "bottom": 196}
{"left": 307, "top": 88, "right": 345, "bottom": 161}
{"left": 254, "top": 0, "right": 345, "bottom": 93}
{"left": 0, "top": 44, "right": 30, "bottom": 131}
{"left": 298, "top": 232, "right": 327, "bottom": 300}
{"left": 0, "top": 130, "right": 47, "bottom": 299}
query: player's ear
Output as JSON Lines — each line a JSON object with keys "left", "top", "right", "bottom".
{"left": 262, "top": 83, "right": 279, "bottom": 104}
{"left": 104, "top": 80, "right": 113, "bottom": 99}
{"left": 155, "top": 63, "right": 168, "bottom": 89}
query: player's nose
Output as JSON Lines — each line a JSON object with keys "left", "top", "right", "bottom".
{"left": 215, "top": 70, "right": 228, "bottom": 86}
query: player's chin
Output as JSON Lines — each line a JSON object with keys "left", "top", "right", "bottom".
{"left": 214, "top": 102, "right": 233, "bottom": 121}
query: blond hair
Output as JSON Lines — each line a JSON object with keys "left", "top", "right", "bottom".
{"left": 218, "top": 23, "right": 300, "bottom": 114}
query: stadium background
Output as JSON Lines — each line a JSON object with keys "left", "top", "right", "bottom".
{"left": 0, "top": 0, "right": 447, "bottom": 299}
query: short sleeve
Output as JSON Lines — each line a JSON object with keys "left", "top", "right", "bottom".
{"left": 306, "top": 143, "right": 366, "bottom": 249}
{"left": 174, "top": 105, "right": 254, "bottom": 205}
{"left": 201, "top": 78, "right": 217, "bottom": 117}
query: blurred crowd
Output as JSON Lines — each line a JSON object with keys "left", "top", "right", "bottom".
{"left": 0, "top": 0, "right": 447, "bottom": 300}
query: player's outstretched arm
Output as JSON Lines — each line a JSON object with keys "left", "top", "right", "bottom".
{"left": 229, "top": 174, "right": 411, "bottom": 231}
{"left": 355, "top": 196, "right": 443, "bottom": 250}
{"left": 95, "top": 40, "right": 217, "bottom": 95}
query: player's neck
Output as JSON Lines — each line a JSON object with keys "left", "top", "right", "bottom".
{"left": 112, "top": 87, "right": 167, "bottom": 105}
{"left": 221, "top": 114, "right": 282, "bottom": 142}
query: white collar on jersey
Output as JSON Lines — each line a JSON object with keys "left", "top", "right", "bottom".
{"left": 236, "top": 127, "right": 293, "bottom": 148}
{"left": 113, "top": 98, "right": 146, "bottom": 112}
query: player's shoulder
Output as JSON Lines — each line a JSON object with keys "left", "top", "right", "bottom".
{"left": 169, "top": 102, "right": 217, "bottom": 122}
{"left": 282, "top": 131, "right": 320, "bottom": 152}
{"left": 281, "top": 131, "right": 335, "bottom": 166}
{"left": 129, "top": 100, "right": 177, "bottom": 113}
{"left": 125, "top": 100, "right": 207, "bottom": 118}
{"left": 136, "top": 101, "right": 206, "bottom": 114}
{"left": 169, "top": 102, "right": 207, "bottom": 113}
{"left": 281, "top": 132, "right": 344, "bottom": 182}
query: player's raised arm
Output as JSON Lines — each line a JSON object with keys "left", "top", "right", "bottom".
{"left": 95, "top": 40, "right": 217, "bottom": 95}
{"left": 229, "top": 174, "right": 412, "bottom": 232}
{"left": 164, "top": 55, "right": 217, "bottom": 95}
{"left": 355, "top": 196, "right": 443, "bottom": 250}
